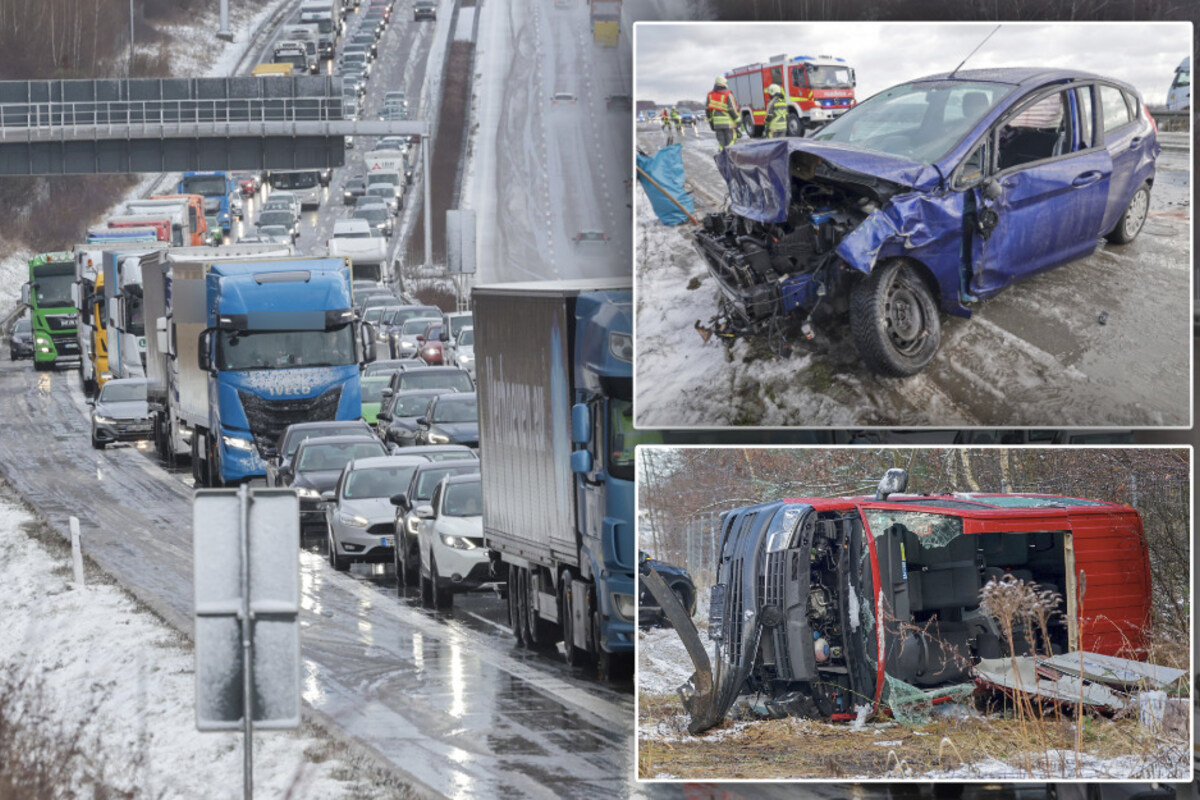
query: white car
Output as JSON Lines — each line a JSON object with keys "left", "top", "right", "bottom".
{"left": 446, "top": 325, "right": 475, "bottom": 378}
{"left": 415, "top": 473, "right": 490, "bottom": 608}
{"left": 322, "top": 455, "right": 427, "bottom": 571}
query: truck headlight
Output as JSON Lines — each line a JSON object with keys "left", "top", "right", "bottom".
{"left": 427, "top": 432, "right": 450, "bottom": 444}
{"left": 440, "top": 534, "right": 476, "bottom": 550}
{"left": 338, "top": 511, "right": 369, "bottom": 527}
{"left": 612, "top": 593, "right": 635, "bottom": 622}
{"left": 222, "top": 434, "right": 255, "bottom": 452}
{"left": 608, "top": 331, "right": 633, "bottom": 362}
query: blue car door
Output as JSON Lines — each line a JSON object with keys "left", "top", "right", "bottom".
{"left": 1096, "top": 83, "right": 1157, "bottom": 236}
{"left": 969, "top": 87, "right": 1112, "bottom": 297}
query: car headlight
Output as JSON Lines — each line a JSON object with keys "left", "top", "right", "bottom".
{"left": 405, "top": 515, "right": 419, "bottom": 535}
{"left": 611, "top": 592, "right": 635, "bottom": 622}
{"left": 295, "top": 486, "right": 321, "bottom": 499}
{"left": 338, "top": 511, "right": 369, "bottom": 527}
{"left": 427, "top": 432, "right": 450, "bottom": 444}
{"left": 440, "top": 534, "right": 476, "bottom": 550}
{"left": 223, "top": 435, "right": 255, "bottom": 452}
{"left": 458, "top": 354, "right": 474, "bottom": 366}
{"left": 93, "top": 414, "right": 114, "bottom": 425}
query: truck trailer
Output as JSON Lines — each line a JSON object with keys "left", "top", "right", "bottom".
{"left": 102, "top": 244, "right": 170, "bottom": 380}
{"left": 142, "top": 248, "right": 373, "bottom": 483}
{"left": 643, "top": 468, "right": 1155, "bottom": 733}
{"left": 475, "top": 279, "right": 650, "bottom": 676}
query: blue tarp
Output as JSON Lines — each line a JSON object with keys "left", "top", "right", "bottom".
{"left": 637, "top": 145, "right": 694, "bottom": 226}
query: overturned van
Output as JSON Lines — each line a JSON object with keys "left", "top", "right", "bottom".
{"left": 642, "top": 469, "right": 1152, "bottom": 734}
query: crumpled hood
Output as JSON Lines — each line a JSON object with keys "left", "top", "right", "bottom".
{"left": 715, "top": 138, "right": 943, "bottom": 224}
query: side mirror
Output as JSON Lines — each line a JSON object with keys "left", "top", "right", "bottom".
{"left": 414, "top": 504, "right": 434, "bottom": 520}
{"left": 360, "top": 321, "right": 376, "bottom": 363}
{"left": 416, "top": 334, "right": 425, "bottom": 343}
{"left": 321, "top": 490, "right": 336, "bottom": 502}
{"left": 570, "top": 403, "right": 590, "bottom": 445}
{"left": 86, "top": 398, "right": 95, "bottom": 407}
{"left": 155, "top": 317, "right": 168, "bottom": 354}
{"left": 197, "top": 328, "right": 214, "bottom": 372}
{"left": 21, "top": 282, "right": 31, "bottom": 306}
{"left": 416, "top": 416, "right": 429, "bottom": 427}
{"left": 377, "top": 411, "right": 392, "bottom": 422}
{"left": 389, "top": 492, "right": 406, "bottom": 506}
{"left": 381, "top": 388, "right": 393, "bottom": 397}
{"left": 571, "top": 449, "right": 593, "bottom": 474}
{"left": 982, "top": 176, "right": 1003, "bottom": 200}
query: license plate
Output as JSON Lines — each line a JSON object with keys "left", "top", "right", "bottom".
{"left": 381, "top": 536, "right": 393, "bottom": 546}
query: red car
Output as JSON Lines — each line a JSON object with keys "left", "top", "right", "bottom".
{"left": 417, "top": 322, "right": 445, "bottom": 365}
{"left": 230, "top": 171, "right": 259, "bottom": 197}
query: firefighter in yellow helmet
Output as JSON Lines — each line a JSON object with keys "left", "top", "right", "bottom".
{"left": 706, "top": 76, "right": 740, "bottom": 151}
{"left": 765, "top": 83, "right": 788, "bottom": 138}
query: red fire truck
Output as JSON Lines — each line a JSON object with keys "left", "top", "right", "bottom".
{"left": 726, "top": 54, "right": 856, "bottom": 137}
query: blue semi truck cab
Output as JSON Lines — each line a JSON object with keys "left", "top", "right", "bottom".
{"left": 475, "top": 279, "right": 652, "bottom": 675}
{"left": 177, "top": 171, "right": 233, "bottom": 239}
{"left": 144, "top": 253, "right": 373, "bottom": 485}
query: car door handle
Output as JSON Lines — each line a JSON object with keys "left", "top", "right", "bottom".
{"left": 1072, "top": 171, "right": 1103, "bottom": 188}
{"left": 1129, "top": 137, "right": 1142, "bottom": 149}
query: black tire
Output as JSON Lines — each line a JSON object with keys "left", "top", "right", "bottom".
{"left": 91, "top": 434, "right": 105, "bottom": 450}
{"left": 191, "top": 432, "right": 203, "bottom": 484}
{"left": 525, "top": 570, "right": 557, "bottom": 650}
{"left": 419, "top": 561, "right": 434, "bottom": 608}
{"left": 1104, "top": 182, "right": 1150, "bottom": 244}
{"left": 328, "top": 528, "right": 350, "bottom": 572}
{"left": 850, "top": 260, "right": 941, "bottom": 377}
{"left": 507, "top": 570, "right": 525, "bottom": 646}
{"left": 431, "top": 556, "right": 451, "bottom": 609}
{"left": 393, "top": 541, "right": 406, "bottom": 597}
{"left": 786, "top": 112, "right": 805, "bottom": 138}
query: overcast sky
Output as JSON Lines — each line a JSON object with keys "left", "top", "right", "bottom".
{"left": 634, "top": 22, "right": 1190, "bottom": 107}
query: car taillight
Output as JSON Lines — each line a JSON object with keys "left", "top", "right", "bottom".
{"left": 1143, "top": 103, "right": 1158, "bottom": 134}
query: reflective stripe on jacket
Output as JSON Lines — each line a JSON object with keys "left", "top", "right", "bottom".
{"left": 766, "top": 96, "right": 788, "bottom": 133}
{"left": 706, "top": 89, "right": 737, "bottom": 127}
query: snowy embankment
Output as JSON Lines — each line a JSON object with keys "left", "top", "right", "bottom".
{"left": 0, "top": 491, "right": 402, "bottom": 799}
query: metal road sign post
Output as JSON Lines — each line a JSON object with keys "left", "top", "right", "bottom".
{"left": 446, "top": 209, "right": 476, "bottom": 311}
{"left": 194, "top": 485, "right": 300, "bottom": 800}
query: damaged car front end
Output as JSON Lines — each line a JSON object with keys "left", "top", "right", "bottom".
{"left": 694, "top": 68, "right": 1159, "bottom": 376}
{"left": 643, "top": 469, "right": 1154, "bottom": 734}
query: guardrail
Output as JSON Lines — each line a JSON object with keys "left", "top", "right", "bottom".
{"left": 1149, "top": 108, "right": 1190, "bottom": 132}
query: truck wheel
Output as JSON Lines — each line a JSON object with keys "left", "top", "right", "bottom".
{"left": 1104, "top": 181, "right": 1150, "bottom": 244}
{"left": 206, "top": 438, "right": 224, "bottom": 488}
{"left": 191, "top": 433, "right": 204, "bottom": 484}
{"left": 850, "top": 259, "right": 941, "bottom": 377}
{"left": 592, "top": 609, "right": 612, "bottom": 681}
{"left": 525, "top": 572, "right": 557, "bottom": 651}
{"left": 507, "top": 571, "right": 525, "bottom": 645}
{"left": 431, "top": 556, "right": 451, "bottom": 609}
{"left": 787, "top": 112, "right": 806, "bottom": 138}
{"left": 328, "top": 528, "right": 350, "bottom": 572}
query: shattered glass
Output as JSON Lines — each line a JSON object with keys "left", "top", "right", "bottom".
{"left": 864, "top": 510, "right": 964, "bottom": 548}
{"left": 882, "top": 674, "right": 976, "bottom": 727}
{"left": 955, "top": 494, "right": 1107, "bottom": 508}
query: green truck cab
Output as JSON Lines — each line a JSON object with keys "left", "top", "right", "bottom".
{"left": 23, "top": 252, "right": 80, "bottom": 370}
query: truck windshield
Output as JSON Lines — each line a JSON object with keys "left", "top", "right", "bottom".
{"left": 812, "top": 80, "right": 1008, "bottom": 164}
{"left": 181, "top": 176, "right": 227, "bottom": 196}
{"left": 32, "top": 264, "right": 75, "bottom": 307}
{"left": 800, "top": 64, "right": 854, "bottom": 89}
{"left": 276, "top": 54, "right": 306, "bottom": 70}
{"left": 609, "top": 399, "right": 661, "bottom": 482}
{"left": 217, "top": 326, "right": 356, "bottom": 370}
{"left": 272, "top": 172, "right": 320, "bottom": 190}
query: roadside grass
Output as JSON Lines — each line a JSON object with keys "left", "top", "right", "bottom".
{"left": 638, "top": 690, "right": 1185, "bottom": 780}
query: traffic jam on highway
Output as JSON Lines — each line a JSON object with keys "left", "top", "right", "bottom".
{"left": 10, "top": 0, "right": 642, "bottom": 685}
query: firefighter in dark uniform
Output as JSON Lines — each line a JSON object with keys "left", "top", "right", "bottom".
{"left": 706, "top": 76, "right": 740, "bottom": 151}
{"left": 765, "top": 83, "right": 788, "bottom": 138}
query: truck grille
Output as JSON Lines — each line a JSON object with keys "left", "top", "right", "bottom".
{"left": 763, "top": 550, "right": 792, "bottom": 680}
{"left": 51, "top": 333, "right": 79, "bottom": 354}
{"left": 45, "top": 314, "right": 77, "bottom": 331}
{"left": 237, "top": 385, "right": 342, "bottom": 451}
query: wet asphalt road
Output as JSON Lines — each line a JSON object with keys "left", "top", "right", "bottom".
{"left": 634, "top": 123, "right": 1191, "bottom": 428}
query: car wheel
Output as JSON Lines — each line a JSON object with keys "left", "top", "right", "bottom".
{"left": 91, "top": 432, "right": 105, "bottom": 450}
{"left": 328, "top": 527, "right": 349, "bottom": 572}
{"left": 1105, "top": 182, "right": 1150, "bottom": 244}
{"left": 431, "top": 556, "right": 451, "bottom": 609}
{"left": 419, "top": 558, "right": 434, "bottom": 608}
{"left": 850, "top": 259, "right": 941, "bottom": 377}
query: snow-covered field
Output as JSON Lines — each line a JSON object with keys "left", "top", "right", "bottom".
{"left": 0, "top": 487, "right": 406, "bottom": 799}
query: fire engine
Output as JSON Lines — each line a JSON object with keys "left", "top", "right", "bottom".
{"left": 726, "top": 54, "right": 856, "bottom": 137}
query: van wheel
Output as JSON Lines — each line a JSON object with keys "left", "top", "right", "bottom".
{"left": 850, "top": 260, "right": 941, "bottom": 377}
{"left": 1105, "top": 182, "right": 1150, "bottom": 244}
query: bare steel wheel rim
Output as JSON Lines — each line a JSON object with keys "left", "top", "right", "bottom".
{"left": 1124, "top": 187, "right": 1149, "bottom": 239}
{"left": 884, "top": 275, "right": 927, "bottom": 356}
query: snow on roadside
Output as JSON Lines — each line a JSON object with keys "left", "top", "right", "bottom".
{"left": 637, "top": 626, "right": 695, "bottom": 697}
{"left": 0, "top": 489, "right": 399, "bottom": 800}
{"left": 155, "top": 0, "right": 291, "bottom": 78}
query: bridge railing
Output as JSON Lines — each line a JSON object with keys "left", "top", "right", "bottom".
{"left": 0, "top": 97, "right": 344, "bottom": 137}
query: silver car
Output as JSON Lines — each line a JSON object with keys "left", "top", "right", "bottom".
{"left": 445, "top": 325, "right": 475, "bottom": 378}
{"left": 88, "top": 378, "right": 151, "bottom": 449}
{"left": 391, "top": 316, "right": 441, "bottom": 359}
{"left": 322, "top": 455, "right": 427, "bottom": 571}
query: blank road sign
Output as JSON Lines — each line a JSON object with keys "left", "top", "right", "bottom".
{"left": 194, "top": 488, "right": 301, "bottom": 731}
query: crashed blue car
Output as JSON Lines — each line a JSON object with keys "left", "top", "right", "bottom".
{"left": 694, "top": 68, "right": 1160, "bottom": 376}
